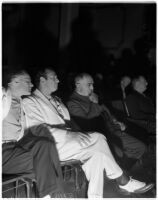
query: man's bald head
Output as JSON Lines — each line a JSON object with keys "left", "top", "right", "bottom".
{"left": 75, "top": 73, "right": 94, "bottom": 96}
{"left": 132, "top": 76, "right": 148, "bottom": 94}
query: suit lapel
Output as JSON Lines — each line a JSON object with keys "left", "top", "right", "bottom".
{"left": 33, "top": 89, "right": 60, "bottom": 116}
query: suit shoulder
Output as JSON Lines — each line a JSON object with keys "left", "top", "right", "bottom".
{"left": 22, "top": 95, "right": 36, "bottom": 104}
{"left": 67, "top": 98, "right": 77, "bottom": 106}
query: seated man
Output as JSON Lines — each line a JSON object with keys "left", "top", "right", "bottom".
{"left": 125, "top": 76, "right": 156, "bottom": 135}
{"left": 125, "top": 76, "right": 155, "bottom": 122}
{"left": 67, "top": 73, "right": 147, "bottom": 169}
{"left": 2, "top": 68, "right": 64, "bottom": 198}
{"left": 22, "top": 67, "right": 153, "bottom": 198}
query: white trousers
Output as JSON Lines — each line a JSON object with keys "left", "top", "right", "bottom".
{"left": 56, "top": 132, "right": 123, "bottom": 198}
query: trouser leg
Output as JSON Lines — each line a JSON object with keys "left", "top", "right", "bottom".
{"left": 2, "top": 143, "right": 33, "bottom": 174}
{"left": 117, "top": 132, "right": 146, "bottom": 159}
{"left": 3, "top": 135, "right": 63, "bottom": 198}
{"left": 18, "top": 135, "right": 63, "bottom": 198}
{"left": 58, "top": 132, "right": 123, "bottom": 197}
{"left": 35, "top": 140, "right": 63, "bottom": 197}
{"left": 82, "top": 134, "right": 123, "bottom": 197}
{"left": 82, "top": 152, "right": 104, "bottom": 197}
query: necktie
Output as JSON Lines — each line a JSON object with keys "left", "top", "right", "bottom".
{"left": 49, "top": 97, "right": 65, "bottom": 119}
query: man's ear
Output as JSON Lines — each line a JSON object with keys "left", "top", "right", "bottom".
{"left": 8, "top": 80, "right": 16, "bottom": 87}
{"left": 40, "top": 77, "right": 46, "bottom": 83}
{"left": 8, "top": 82, "right": 11, "bottom": 87}
{"left": 75, "top": 82, "right": 80, "bottom": 90}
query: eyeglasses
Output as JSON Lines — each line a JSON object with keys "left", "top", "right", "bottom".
{"left": 13, "top": 79, "right": 32, "bottom": 85}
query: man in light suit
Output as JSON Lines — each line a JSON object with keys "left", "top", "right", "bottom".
{"left": 22, "top": 67, "right": 153, "bottom": 198}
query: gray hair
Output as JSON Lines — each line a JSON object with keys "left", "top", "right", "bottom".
{"left": 75, "top": 73, "right": 92, "bottom": 84}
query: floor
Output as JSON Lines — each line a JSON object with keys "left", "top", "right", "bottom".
{"left": 103, "top": 144, "right": 156, "bottom": 198}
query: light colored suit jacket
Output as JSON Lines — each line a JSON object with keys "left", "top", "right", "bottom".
{"left": 2, "top": 88, "right": 25, "bottom": 141}
{"left": 2, "top": 88, "right": 12, "bottom": 120}
{"left": 22, "top": 89, "right": 71, "bottom": 145}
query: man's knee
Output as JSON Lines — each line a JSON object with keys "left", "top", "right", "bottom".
{"left": 34, "top": 138, "right": 54, "bottom": 150}
{"left": 39, "top": 137, "right": 53, "bottom": 143}
{"left": 140, "top": 141, "right": 147, "bottom": 155}
{"left": 134, "top": 140, "right": 147, "bottom": 158}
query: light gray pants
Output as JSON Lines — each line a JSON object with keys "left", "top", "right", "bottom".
{"left": 57, "top": 132, "right": 123, "bottom": 198}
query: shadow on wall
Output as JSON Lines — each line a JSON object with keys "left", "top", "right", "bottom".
{"left": 59, "top": 8, "right": 108, "bottom": 74}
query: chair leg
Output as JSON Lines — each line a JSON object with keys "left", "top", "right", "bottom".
{"left": 15, "top": 179, "right": 18, "bottom": 197}
{"left": 63, "top": 166, "right": 69, "bottom": 181}
{"left": 21, "top": 178, "right": 31, "bottom": 198}
{"left": 33, "top": 180, "right": 39, "bottom": 197}
{"left": 25, "top": 181, "right": 30, "bottom": 198}
{"left": 75, "top": 167, "right": 80, "bottom": 190}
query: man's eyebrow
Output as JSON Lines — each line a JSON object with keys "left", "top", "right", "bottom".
{"left": 21, "top": 78, "right": 31, "bottom": 80}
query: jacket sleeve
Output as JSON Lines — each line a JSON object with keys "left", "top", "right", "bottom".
{"left": 126, "top": 94, "right": 155, "bottom": 120}
{"left": 67, "top": 100, "right": 105, "bottom": 132}
{"left": 22, "top": 98, "right": 68, "bottom": 141}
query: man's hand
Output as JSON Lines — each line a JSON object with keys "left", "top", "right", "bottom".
{"left": 66, "top": 131, "right": 91, "bottom": 147}
{"left": 117, "top": 122, "right": 126, "bottom": 131}
{"left": 89, "top": 93, "right": 99, "bottom": 103}
{"left": 120, "top": 77, "right": 131, "bottom": 91}
{"left": 113, "top": 119, "right": 126, "bottom": 131}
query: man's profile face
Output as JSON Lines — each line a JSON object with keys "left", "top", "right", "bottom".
{"left": 77, "top": 76, "right": 94, "bottom": 96}
{"left": 44, "top": 69, "right": 59, "bottom": 93}
{"left": 9, "top": 73, "right": 33, "bottom": 97}
{"left": 121, "top": 76, "right": 131, "bottom": 88}
{"left": 136, "top": 76, "right": 148, "bottom": 93}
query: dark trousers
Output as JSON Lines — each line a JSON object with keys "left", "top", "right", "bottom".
{"left": 2, "top": 132, "right": 63, "bottom": 197}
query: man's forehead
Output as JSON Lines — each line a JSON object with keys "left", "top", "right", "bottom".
{"left": 45, "top": 69, "right": 56, "bottom": 77}
{"left": 139, "top": 76, "right": 146, "bottom": 82}
{"left": 83, "top": 76, "right": 94, "bottom": 84}
{"left": 14, "top": 73, "right": 30, "bottom": 81}
{"left": 123, "top": 77, "right": 130, "bottom": 81}
{"left": 76, "top": 75, "right": 93, "bottom": 85}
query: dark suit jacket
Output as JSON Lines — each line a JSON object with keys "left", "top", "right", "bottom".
{"left": 125, "top": 90, "right": 155, "bottom": 121}
{"left": 67, "top": 92, "right": 123, "bottom": 148}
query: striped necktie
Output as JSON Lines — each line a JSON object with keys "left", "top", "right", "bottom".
{"left": 49, "top": 96, "right": 65, "bottom": 119}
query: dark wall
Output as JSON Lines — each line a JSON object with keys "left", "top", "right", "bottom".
{"left": 2, "top": 3, "right": 60, "bottom": 70}
{"left": 2, "top": 3, "right": 156, "bottom": 73}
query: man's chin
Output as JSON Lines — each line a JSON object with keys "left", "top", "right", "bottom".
{"left": 53, "top": 87, "right": 58, "bottom": 92}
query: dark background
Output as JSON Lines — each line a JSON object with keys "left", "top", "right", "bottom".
{"left": 2, "top": 3, "right": 156, "bottom": 101}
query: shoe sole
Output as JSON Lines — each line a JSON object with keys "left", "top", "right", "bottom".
{"left": 119, "top": 183, "right": 154, "bottom": 195}
{"left": 132, "top": 183, "right": 154, "bottom": 194}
